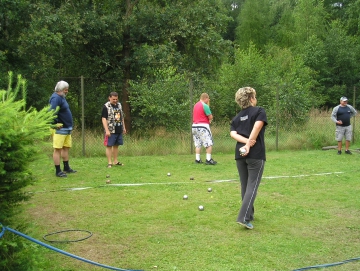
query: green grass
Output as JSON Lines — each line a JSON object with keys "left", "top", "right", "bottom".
{"left": 16, "top": 150, "right": 360, "bottom": 270}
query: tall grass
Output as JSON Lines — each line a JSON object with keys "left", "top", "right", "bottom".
{"left": 43, "top": 109, "right": 360, "bottom": 157}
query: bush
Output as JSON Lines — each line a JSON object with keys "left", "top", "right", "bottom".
{"left": 0, "top": 72, "right": 56, "bottom": 271}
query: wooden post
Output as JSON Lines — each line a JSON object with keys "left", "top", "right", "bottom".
{"left": 189, "top": 78, "right": 194, "bottom": 154}
{"left": 276, "top": 85, "right": 279, "bottom": 151}
{"left": 81, "top": 76, "right": 85, "bottom": 156}
{"left": 353, "top": 86, "right": 356, "bottom": 143}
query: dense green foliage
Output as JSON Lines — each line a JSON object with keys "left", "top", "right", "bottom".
{"left": 1, "top": 0, "right": 360, "bottom": 131}
{"left": 0, "top": 72, "right": 56, "bottom": 271}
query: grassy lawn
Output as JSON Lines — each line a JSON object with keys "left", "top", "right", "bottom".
{"left": 19, "top": 149, "right": 360, "bottom": 271}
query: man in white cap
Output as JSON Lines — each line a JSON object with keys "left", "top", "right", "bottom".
{"left": 331, "top": 96, "right": 357, "bottom": 154}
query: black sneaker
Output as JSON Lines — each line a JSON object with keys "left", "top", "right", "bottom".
{"left": 337, "top": 150, "right": 342, "bottom": 155}
{"left": 345, "top": 150, "right": 352, "bottom": 155}
{"left": 56, "top": 171, "right": 67, "bottom": 177}
{"left": 205, "top": 158, "right": 217, "bottom": 165}
{"left": 195, "top": 159, "right": 203, "bottom": 164}
{"left": 64, "top": 168, "right": 77, "bottom": 173}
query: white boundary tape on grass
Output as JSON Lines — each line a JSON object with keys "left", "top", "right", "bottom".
{"left": 61, "top": 171, "right": 346, "bottom": 191}
{"left": 208, "top": 171, "right": 344, "bottom": 183}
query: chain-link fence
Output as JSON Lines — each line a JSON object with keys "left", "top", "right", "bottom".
{"left": 42, "top": 77, "right": 359, "bottom": 157}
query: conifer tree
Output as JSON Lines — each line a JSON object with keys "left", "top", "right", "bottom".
{"left": 0, "top": 72, "right": 56, "bottom": 271}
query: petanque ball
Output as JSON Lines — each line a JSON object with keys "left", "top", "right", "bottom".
{"left": 183, "top": 195, "right": 188, "bottom": 200}
{"left": 106, "top": 180, "right": 111, "bottom": 184}
{"left": 198, "top": 205, "right": 204, "bottom": 211}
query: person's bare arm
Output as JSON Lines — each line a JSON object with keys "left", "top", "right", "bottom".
{"left": 102, "top": 117, "right": 110, "bottom": 136}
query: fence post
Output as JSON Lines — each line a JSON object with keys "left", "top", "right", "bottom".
{"left": 189, "top": 78, "right": 194, "bottom": 154}
{"left": 81, "top": 76, "right": 85, "bottom": 156}
{"left": 353, "top": 86, "right": 356, "bottom": 143}
{"left": 276, "top": 86, "right": 279, "bottom": 151}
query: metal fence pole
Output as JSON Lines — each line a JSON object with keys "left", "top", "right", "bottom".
{"left": 81, "top": 76, "right": 85, "bottom": 156}
{"left": 276, "top": 86, "right": 279, "bottom": 151}
{"left": 353, "top": 86, "right": 356, "bottom": 143}
{"left": 189, "top": 78, "right": 194, "bottom": 154}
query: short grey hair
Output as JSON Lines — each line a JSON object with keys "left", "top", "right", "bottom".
{"left": 54, "top": 81, "right": 69, "bottom": 92}
{"left": 235, "top": 87, "right": 256, "bottom": 109}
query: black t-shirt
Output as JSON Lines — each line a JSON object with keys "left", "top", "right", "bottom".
{"left": 102, "top": 104, "right": 123, "bottom": 134}
{"left": 336, "top": 106, "right": 352, "bottom": 126}
{"left": 230, "top": 106, "right": 268, "bottom": 160}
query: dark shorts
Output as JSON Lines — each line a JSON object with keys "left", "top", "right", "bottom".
{"left": 104, "top": 133, "right": 123, "bottom": 147}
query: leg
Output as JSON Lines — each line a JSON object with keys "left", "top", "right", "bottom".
{"left": 345, "top": 140, "right": 350, "bottom": 150}
{"left": 337, "top": 141, "right": 342, "bottom": 151}
{"left": 237, "top": 159, "right": 265, "bottom": 223}
{"left": 106, "top": 146, "right": 113, "bottom": 165}
{"left": 192, "top": 127, "right": 202, "bottom": 162}
{"left": 53, "top": 148, "right": 62, "bottom": 166}
{"left": 335, "top": 126, "right": 344, "bottom": 153}
{"left": 203, "top": 128, "right": 216, "bottom": 164}
{"left": 345, "top": 125, "right": 352, "bottom": 152}
{"left": 112, "top": 145, "right": 119, "bottom": 164}
{"left": 61, "top": 147, "right": 69, "bottom": 161}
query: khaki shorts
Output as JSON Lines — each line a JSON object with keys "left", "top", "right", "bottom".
{"left": 335, "top": 125, "right": 352, "bottom": 141}
{"left": 53, "top": 134, "right": 72, "bottom": 149}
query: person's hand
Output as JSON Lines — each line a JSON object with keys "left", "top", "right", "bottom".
{"left": 51, "top": 123, "right": 63, "bottom": 129}
{"left": 249, "top": 139, "right": 256, "bottom": 147}
{"left": 240, "top": 145, "right": 250, "bottom": 156}
{"left": 123, "top": 128, "right": 127, "bottom": 134}
{"left": 105, "top": 130, "right": 111, "bottom": 137}
{"left": 337, "top": 120, "right": 343, "bottom": 125}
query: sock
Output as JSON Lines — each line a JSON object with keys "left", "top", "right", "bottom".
{"left": 55, "top": 165, "right": 61, "bottom": 174}
{"left": 196, "top": 154, "right": 201, "bottom": 161}
{"left": 206, "top": 154, "right": 211, "bottom": 161}
{"left": 63, "top": 161, "right": 70, "bottom": 171}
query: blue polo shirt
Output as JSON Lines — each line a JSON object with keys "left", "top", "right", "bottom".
{"left": 49, "top": 93, "right": 73, "bottom": 129}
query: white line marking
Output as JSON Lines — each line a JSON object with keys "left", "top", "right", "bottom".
{"left": 37, "top": 172, "right": 345, "bottom": 192}
{"left": 208, "top": 172, "right": 344, "bottom": 182}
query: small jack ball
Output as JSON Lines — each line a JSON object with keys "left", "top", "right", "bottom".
{"left": 183, "top": 195, "right": 188, "bottom": 200}
{"left": 198, "top": 205, "right": 204, "bottom": 211}
{"left": 167, "top": 173, "right": 171, "bottom": 176}
{"left": 207, "top": 188, "right": 212, "bottom": 192}
{"left": 106, "top": 180, "right": 111, "bottom": 184}
{"left": 190, "top": 177, "right": 194, "bottom": 180}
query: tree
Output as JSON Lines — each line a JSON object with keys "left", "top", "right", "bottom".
{"left": 235, "top": 0, "right": 274, "bottom": 50}
{"left": 0, "top": 72, "right": 56, "bottom": 271}
{"left": 215, "top": 43, "right": 318, "bottom": 128}
{"left": 16, "top": 0, "right": 232, "bottom": 132}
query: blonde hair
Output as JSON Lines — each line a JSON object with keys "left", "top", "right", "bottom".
{"left": 200, "top": 93, "right": 209, "bottom": 100}
{"left": 235, "top": 87, "right": 256, "bottom": 109}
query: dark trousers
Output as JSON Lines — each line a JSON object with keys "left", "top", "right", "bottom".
{"left": 236, "top": 158, "right": 265, "bottom": 222}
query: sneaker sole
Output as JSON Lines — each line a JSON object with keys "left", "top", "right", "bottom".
{"left": 237, "top": 221, "right": 253, "bottom": 229}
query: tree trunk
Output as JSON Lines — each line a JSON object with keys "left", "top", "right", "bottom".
{"left": 120, "top": 0, "right": 139, "bottom": 133}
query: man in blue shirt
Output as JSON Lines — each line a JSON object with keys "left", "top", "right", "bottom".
{"left": 49, "top": 81, "right": 77, "bottom": 177}
{"left": 331, "top": 96, "right": 357, "bottom": 155}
